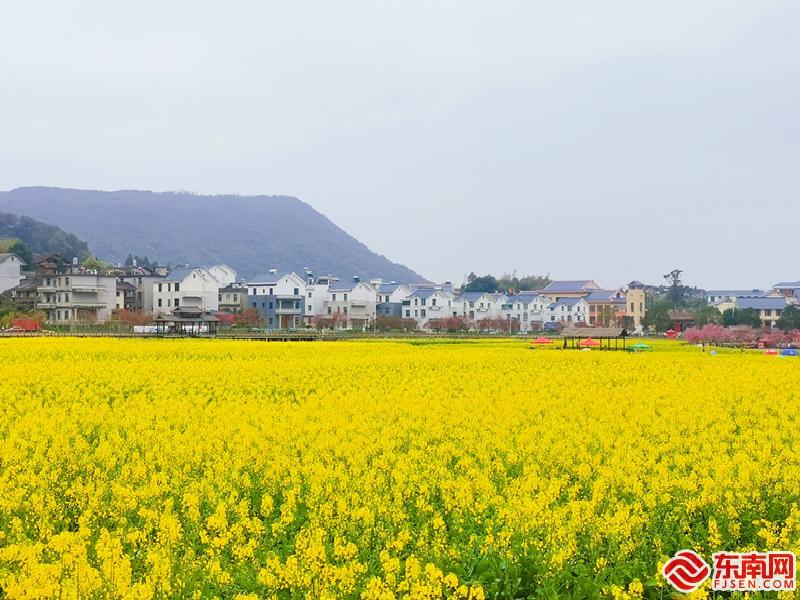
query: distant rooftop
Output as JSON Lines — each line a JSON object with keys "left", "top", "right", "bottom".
{"left": 736, "top": 297, "right": 788, "bottom": 310}
{"left": 541, "top": 280, "right": 599, "bottom": 293}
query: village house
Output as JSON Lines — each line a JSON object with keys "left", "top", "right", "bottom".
{"left": 152, "top": 266, "right": 228, "bottom": 314}
{"left": 304, "top": 273, "right": 333, "bottom": 325}
{"left": 377, "top": 282, "right": 412, "bottom": 317}
{"left": 452, "top": 291, "right": 497, "bottom": 322}
{"left": 247, "top": 271, "right": 306, "bottom": 329}
{"left": 402, "top": 288, "right": 454, "bottom": 329}
{"left": 584, "top": 289, "right": 627, "bottom": 326}
{"left": 218, "top": 282, "right": 247, "bottom": 314}
{"left": 115, "top": 281, "right": 137, "bottom": 310}
{"left": 109, "top": 264, "right": 165, "bottom": 313}
{"left": 38, "top": 263, "right": 116, "bottom": 323}
{"left": 540, "top": 279, "right": 645, "bottom": 326}
{"left": 544, "top": 297, "right": 589, "bottom": 325}
{"left": 324, "top": 278, "right": 377, "bottom": 330}
{"left": 7, "top": 275, "right": 41, "bottom": 311}
{"left": 501, "top": 291, "right": 550, "bottom": 332}
{"left": 735, "top": 297, "right": 788, "bottom": 327}
{"left": 0, "top": 253, "right": 25, "bottom": 293}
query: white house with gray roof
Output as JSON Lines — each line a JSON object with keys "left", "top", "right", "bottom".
{"left": 246, "top": 271, "right": 307, "bottom": 329}
{"left": 152, "top": 266, "right": 225, "bottom": 314}
{"left": 0, "top": 253, "right": 25, "bottom": 293}
{"left": 376, "top": 282, "right": 412, "bottom": 318}
{"left": 402, "top": 288, "right": 454, "bottom": 329}
{"left": 545, "top": 297, "right": 589, "bottom": 324}
{"left": 502, "top": 291, "right": 550, "bottom": 331}
{"left": 324, "top": 279, "right": 377, "bottom": 330}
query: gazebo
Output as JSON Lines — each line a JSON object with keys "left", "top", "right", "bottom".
{"left": 154, "top": 307, "right": 219, "bottom": 336}
{"left": 561, "top": 327, "right": 628, "bottom": 350}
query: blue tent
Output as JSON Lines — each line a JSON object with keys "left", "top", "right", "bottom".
{"left": 780, "top": 348, "right": 798, "bottom": 356}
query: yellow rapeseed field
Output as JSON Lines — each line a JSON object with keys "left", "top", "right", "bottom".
{"left": 0, "top": 338, "right": 799, "bottom": 599}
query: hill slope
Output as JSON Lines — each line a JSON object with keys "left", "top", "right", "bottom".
{"left": 0, "top": 211, "right": 90, "bottom": 260}
{"left": 0, "top": 187, "right": 425, "bottom": 282}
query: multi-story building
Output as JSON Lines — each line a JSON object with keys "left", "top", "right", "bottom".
{"left": 584, "top": 289, "right": 627, "bottom": 326}
{"left": 0, "top": 253, "right": 25, "bottom": 293}
{"left": 247, "top": 272, "right": 307, "bottom": 329}
{"left": 38, "top": 267, "right": 116, "bottom": 323}
{"left": 401, "top": 288, "right": 454, "bottom": 329}
{"left": 219, "top": 282, "right": 247, "bottom": 314}
{"left": 109, "top": 264, "right": 164, "bottom": 313}
{"left": 152, "top": 267, "right": 225, "bottom": 314}
{"left": 324, "top": 278, "right": 376, "bottom": 330}
{"left": 544, "top": 298, "right": 589, "bottom": 325}
{"left": 115, "top": 281, "right": 137, "bottom": 310}
{"left": 377, "top": 283, "right": 412, "bottom": 318}
{"left": 540, "top": 280, "right": 601, "bottom": 301}
{"left": 734, "top": 297, "right": 788, "bottom": 327}
{"left": 541, "top": 279, "right": 646, "bottom": 327}
{"left": 501, "top": 291, "right": 550, "bottom": 332}
{"left": 452, "top": 291, "right": 497, "bottom": 322}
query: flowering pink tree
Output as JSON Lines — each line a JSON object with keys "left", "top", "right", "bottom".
{"left": 683, "top": 327, "right": 702, "bottom": 344}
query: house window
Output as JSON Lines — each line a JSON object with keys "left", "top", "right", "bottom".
{"left": 175, "top": 283, "right": 179, "bottom": 292}
{"left": 167, "top": 283, "right": 172, "bottom": 292}
{"left": 414, "top": 310, "right": 418, "bottom": 317}
{"left": 332, "top": 294, "right": 336, "bottom": 301}
{"left": 421, "top": 298, "right": 427, "bottom": 306}
{"left": 432, "top": 298, "right": 437, "bottom": 306}
{"left": 308, "top": 305, "right": 311, "bottom": 312}
{"left": 158, "top": 283, "right": 162, "bottom": 292}
{"left": 631, "top": 302, "right": 634, "bottom": 312}
{"left": 252, "top": 302, "right": 257, "bottom": 308}
{"left": 293, "top": 288, "right": 299, "bottom": 295}
{"left": 469, "top": 301, "right": 474, "bottom": 308}
{"left": 344, "top": 294, "right": 348, "bottom": 301}
{"left": 174, "top": 298, "right": 179, "bottom": 307}
{"left": 268, "top": 317, "right": 273, "bottom": 325}
{"left": 65, "top": 277, "right": 69, "bottom": 285}
{"left": 268, "top": 302, "right": 273, "bottom": 309}
{"left": 269, "top": 288, "right": 273, "bottom": 295}
{"left": 405, "top": 310, "right": 410, "bottom": 317}
{"left": 327, "top": 307, "right": 332, "bottom": 315}
{"left": 219, "top": 294, "right": 223, "bottom": 301}
{"left": 421, "top": 309, "right": 426, "bottom": 317}
{"left": 233, "top": 294, "right": 238, "bottom": 301}
{"left": 157, "top": 298, "right": 162, "bottom": 307}
{"left": 343, "top": 307, "right": 348, "bottom": 315}
{"left": 308, "top": 292, "right": 312, "bottom": 298}
{"left": 167, "top": 299, "right": 171, "bottom": 307}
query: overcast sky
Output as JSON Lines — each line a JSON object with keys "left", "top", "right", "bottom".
{"left": 1, "top": 1, "right": 798, "bottom": 288}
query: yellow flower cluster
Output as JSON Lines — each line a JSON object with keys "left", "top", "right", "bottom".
{"left": 0, "top": 338, "right": 798, "bottom": 598}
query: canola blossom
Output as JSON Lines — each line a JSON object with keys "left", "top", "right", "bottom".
{"left": 0, "top": 338, "right": 799, "bottom": 599}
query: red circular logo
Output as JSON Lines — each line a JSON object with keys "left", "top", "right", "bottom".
{"left": 662, "top": 549, "right": 711, "bottom": 593}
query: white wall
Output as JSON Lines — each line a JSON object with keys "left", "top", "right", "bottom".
{"left": 0, "top": 255, "right": 24, "bottom": 293}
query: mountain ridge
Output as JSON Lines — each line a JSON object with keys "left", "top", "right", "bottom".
{"left": 0, "top": 187, "right": 426, "bottom": 282}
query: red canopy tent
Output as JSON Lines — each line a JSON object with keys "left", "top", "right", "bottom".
{"left": 579, "top": 337, "right": 600, "bottom": 347}
{"left": 530, "top": 337, "right": 552, "bottom": 347}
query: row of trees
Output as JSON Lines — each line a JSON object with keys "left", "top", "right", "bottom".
{"left": 683, "top": 324, "right": 800, "bottom": 346}
{"left": 463, "top": 272, "right": 551, "bottom": 294}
